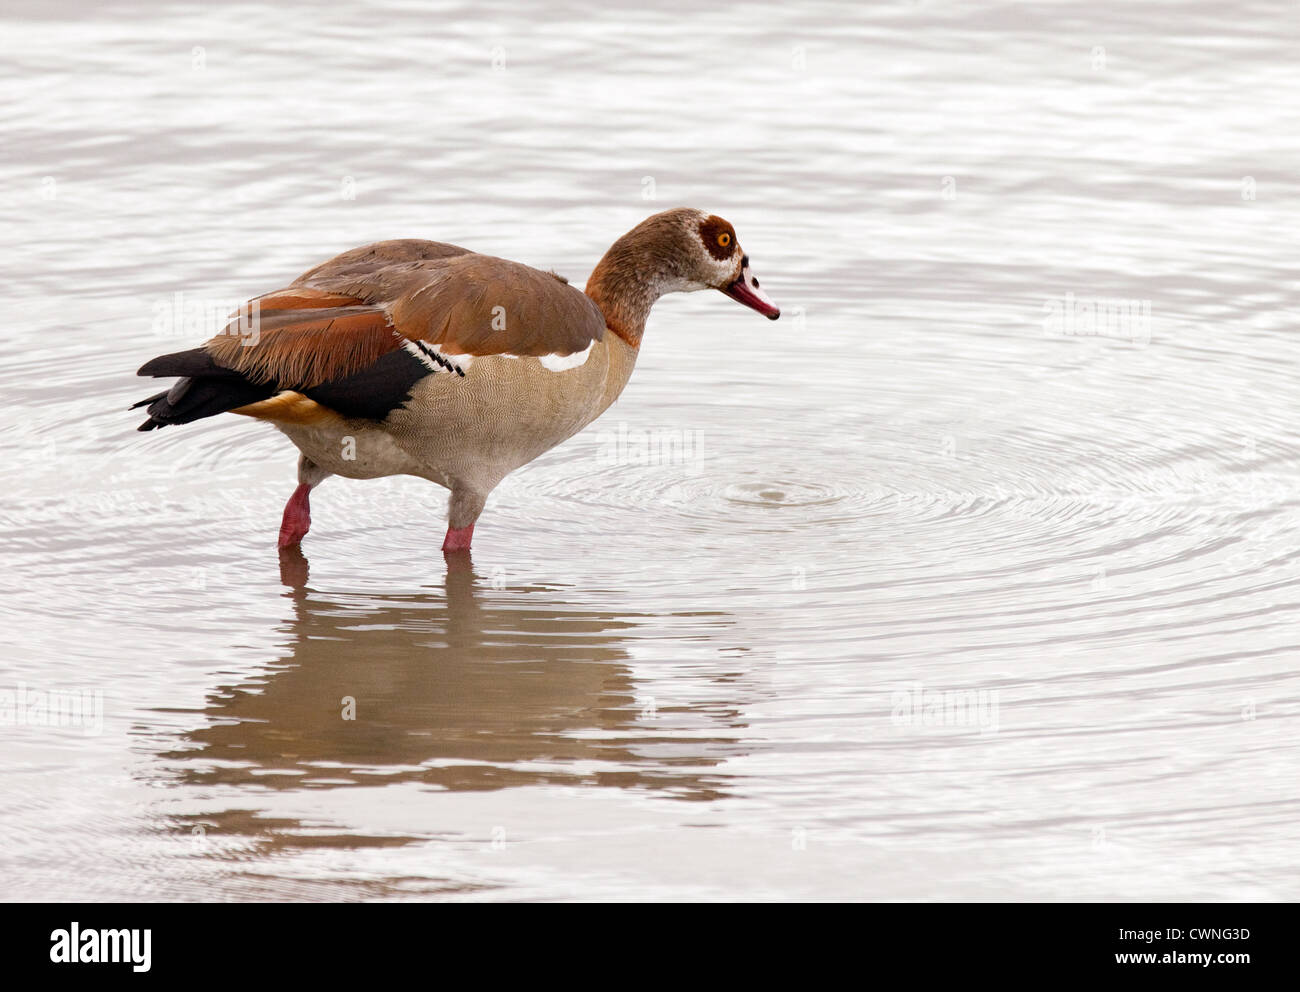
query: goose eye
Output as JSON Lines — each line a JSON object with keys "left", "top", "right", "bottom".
{"left": 718, "top": 233, "right": 731, "bottom": 247}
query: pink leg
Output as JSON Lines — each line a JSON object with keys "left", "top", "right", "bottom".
{"left": 278, "top": 482, "right": 313, "bottom": 549}
{"left": 441, "top": 522, "right": 475, "bottom": 552}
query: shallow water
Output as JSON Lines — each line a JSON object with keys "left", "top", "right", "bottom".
{"left": 2, "top": 0, "right": 1298, "bottom": 900}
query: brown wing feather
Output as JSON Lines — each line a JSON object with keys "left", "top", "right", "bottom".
{"left": 387, "top": 254, "right": 605, "bottom": 356}
{"left": 200, "top": 239, "right": 605, "bottom": 389}
{"left": 251, "top": 287, "right": 368, "bottom": 310}
{"left": 206, "top": 307, "right": 399, "bottom": 388}
{"left": 291, "top": 238, "right": 474, "bottom": 293}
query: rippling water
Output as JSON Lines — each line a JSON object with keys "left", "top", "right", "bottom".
{"left": 2, "top": 0, "right": 1298, "bottom": 900}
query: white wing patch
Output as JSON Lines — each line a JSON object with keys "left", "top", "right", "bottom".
{"left": 537, "top": 341, "right": 594, "bottom": 372}
{"left": 402, "top": 338, "right": 591, "bottom": 375}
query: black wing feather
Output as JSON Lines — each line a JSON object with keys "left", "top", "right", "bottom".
{"left": 133, "top": 345, "right": 438, "bottom": 430}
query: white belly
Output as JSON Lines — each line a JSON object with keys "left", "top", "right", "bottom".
{"left": 277, "top": 421, "right": 431, "bottom": 482}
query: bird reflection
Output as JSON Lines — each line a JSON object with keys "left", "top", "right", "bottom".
{"left": 162, "top": 548, "right": 740, "bottom": 827}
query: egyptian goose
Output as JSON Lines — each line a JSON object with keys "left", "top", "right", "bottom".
{"left": 133, "top": 208, "right": 780, "bottom": 552}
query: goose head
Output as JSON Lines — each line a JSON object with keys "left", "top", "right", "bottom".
{"left": 585, "top": 207, "right": 781, "bottom": 344}
{"left": 688, "top": 211, "right": 781, "bottom": 321}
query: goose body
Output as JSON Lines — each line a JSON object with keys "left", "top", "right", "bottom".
{"left": 133, "top": 208, "right": 780, "bottom": 552}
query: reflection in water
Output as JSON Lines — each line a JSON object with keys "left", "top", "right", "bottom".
{"left": 160, "top": 550, "right": 741, "bottom": 849}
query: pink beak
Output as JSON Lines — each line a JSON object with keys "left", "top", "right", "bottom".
{"left": 721, "top": 255, "right": 780, "bottom": 320}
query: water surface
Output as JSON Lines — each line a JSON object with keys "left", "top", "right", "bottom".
{"left": 2, "top": 0, "right": 1298, "bottom": 900}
